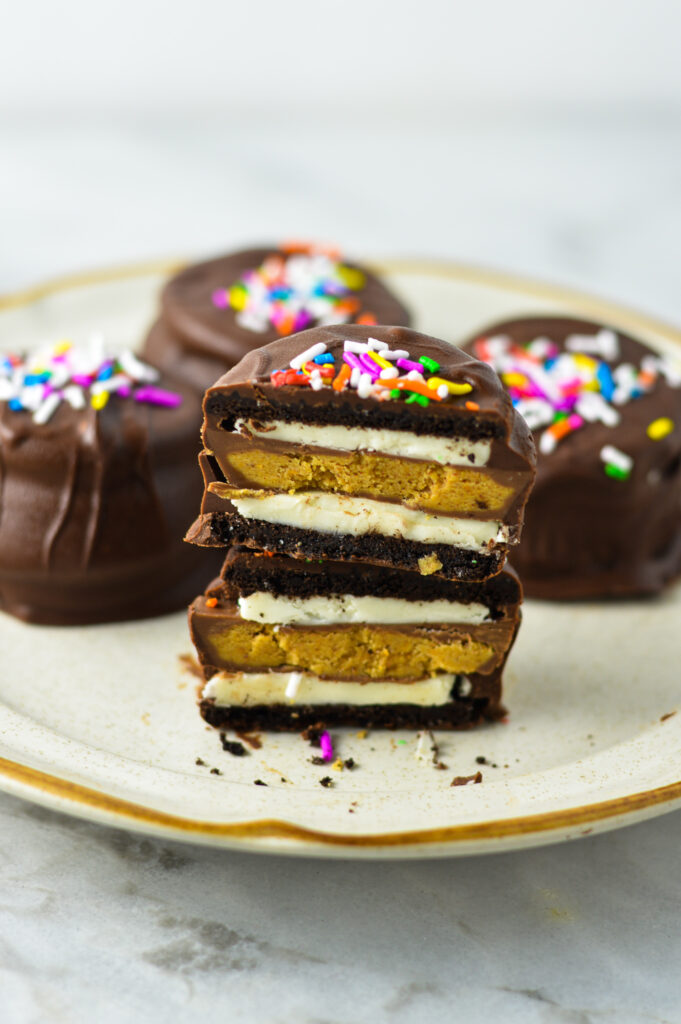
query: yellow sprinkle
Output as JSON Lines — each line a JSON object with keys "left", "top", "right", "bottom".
{"left": 583, "top": 379, "right": 600, "bottom": 391}
{"left": 367, "top": 350, "right": 391, "bottom": 370}
{"left": 501, "top": 372, "right": 528, "bottom": 387}
{"left": 356, "top": 730, "right": 368, "bottom": 739}
{"left": 647, "top": 417, "right": 674, "bottom": 440}
{"left": 426, "top": 376, "right": 473, "bottom": 395}
{"left": 53, "top": 339, "right": 73, "bottom": 355}
{"left": 229, "top": 284, "right": 248, "bottom": 311}
{"left": 91, "top": 390, "right": 109, "bottom": 410}
{"left": 332, "top": 758, "right": 344, "bottom": 772}
{"left": 336, "top": 265, "right": 366, "bottom": 290}
{"left": 573, "top": 354, "right": 598, "bottom": 370}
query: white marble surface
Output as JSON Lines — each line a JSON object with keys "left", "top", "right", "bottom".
{"left": 2, "top": 111, "right": 681, "bottom": 1023}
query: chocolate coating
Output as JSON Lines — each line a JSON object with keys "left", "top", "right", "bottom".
{"left": 0, "top": 375, "right": 220, "bottom": 625}
{"left": 462, "top": 316, "right": 681, "bottom": 599}
{"left": 142, "top": 247, "right": 411, "bottom": 392}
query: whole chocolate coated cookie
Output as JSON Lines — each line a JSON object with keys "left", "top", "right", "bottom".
{"left": 463, "top": 316, "right": 681, "bottom": 599}
{"left": 0, "top": 341, "right": 219, "bottom": 625}
{"left": 142, "top": 244, "right": 411, "bottom": 392}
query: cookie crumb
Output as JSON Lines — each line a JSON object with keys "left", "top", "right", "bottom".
{"left": 343, "top": 757, "right": 356, "bottom": 770}
{"left": 195, "top": 757, "right": 206, "bottom": 767}
{"left": 451, "top": 771, "right": 483, "bottom": 787}
{"left": 319, "top": 776, "right": 333, "bottom": 788}
{"left": 210, "top": 767, "right": 222, "bottom": 776}
{"left": 220, "top": 734, "right": 248, "bottom": 757}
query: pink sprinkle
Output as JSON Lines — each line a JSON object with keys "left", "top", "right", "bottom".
{"left": 396, "top": 358, "right": 423, "bottom": 374}
{"left": 358, "top": 353, "right": 381, "bottom": 377}
{"left": 134, "top": 386, "right": 182, "bottom": 408}
{"left": 212, "top": 289, "right": 228, "bottom": 309}
{"left": 117, "top": 385, "right": 132, "bottom": 398}
{"left": 293, "top": 310, "right": 314, "bottom": 332}
{"left": 343, "top": 352, "right": 364, "bottom": 373}
{"left": 72, "top": 374, "right": 93, "bottom": 387}
{"left": 320, "top": 731, "right": 334, "bottom": 762}
{"left": 568, "top": 414, "right": 583, "bottom": 429}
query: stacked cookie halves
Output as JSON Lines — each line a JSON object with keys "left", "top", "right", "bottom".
{"left": 186, "top": 325, "right": 536, "bottom": 731}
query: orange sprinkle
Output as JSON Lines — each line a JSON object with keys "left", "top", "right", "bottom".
{"left": 465, "top": 401, "right": 480, "bottom": 411}
{"left": 356, "top": 312, "right": 377, "bottom": 325}
{"left": 205, "top": 597, "right": 218, "bottom": 608}
{"left": 548, "top": 419, "right": 572, "bottom": 441}
{"left": 335, "top": 297, "right": 360, "bottom": 314}
{"left": 276, "top": 315, "right": 296, "bottom": 336}
{"left": 639, "top": 370, "right": 656, "bottom": 387}
{"left": 376, "top": 379, "right": 444, "bottom": 401}
{"left": 332, "top": 363, "right": 351, "bottom": 391}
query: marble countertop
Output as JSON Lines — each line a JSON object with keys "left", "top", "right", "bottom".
{"left": 2, "top": 111, "right": 681, "bottom": 1023}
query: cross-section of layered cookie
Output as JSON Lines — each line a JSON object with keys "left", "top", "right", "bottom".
{"left": 190, "top": 547, "right": 522, "bottom": 731}
{"left": 187, "top": 325, "right": 536, "bottom": 581}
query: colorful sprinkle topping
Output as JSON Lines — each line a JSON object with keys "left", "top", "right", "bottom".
{"left": 212, "top": 244, "right": 378, "bottom": 335}
{"left": 269, "top": 336, "right": 473, "bottom": 408}
{"left": 473, "top": 330, "right": 681, "bottom": 473}
{"left": 0, "top": 336, "right": 181, "bottom": 424}
{"left": 319, "top": 731, "right": 334, "bottom": 762}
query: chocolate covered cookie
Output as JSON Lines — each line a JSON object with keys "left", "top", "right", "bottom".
{"left": 464, "top": 316, "right": 681, "bottom": 598}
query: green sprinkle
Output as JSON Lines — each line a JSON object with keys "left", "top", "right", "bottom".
{"left": 605, "top": 463, "right": 630, "bottom": 480}
{"left": 406, "top": 392, "right": 430, "bottom": 407}
{"left": 419, "top": 356, "right": 440, "bottom": 373}
{"left": 390, "top": 389, "right": 401, "bottom": 399}
{"left": 553, "top": 412, "right": 567, "bottom": 422}
{"left": 397, "top": 740, "right": 407, "bottom": 745}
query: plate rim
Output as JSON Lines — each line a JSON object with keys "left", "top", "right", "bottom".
{"left": 2, "top": 254, "right": 681, "bottom": 854}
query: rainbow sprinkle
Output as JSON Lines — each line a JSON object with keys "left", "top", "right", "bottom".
{"left": 212, "top": 245, "right": 378, "bottom": 335}
{"left": 473, "top": 330, "right": 681, "bottom": 475}
{"left": 269, "top": 336, "right": 472, "bottom": 408}
{"left": 319, "top": 731, "right": 334, "bottom": 762}
{"left": 0, "top": 336, "right": 181, "bottom": 424}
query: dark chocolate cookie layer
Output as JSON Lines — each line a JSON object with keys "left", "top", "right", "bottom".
{"left": 462, "top": 316, "right": 681, "bottom": 599}
{"left": 142, "top": 247, "right": 412, "bottom": 393}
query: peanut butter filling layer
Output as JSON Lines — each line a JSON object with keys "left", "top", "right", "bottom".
{"left": 193, "top": 619, "right": 497, "bottom": 682}
{"left": 219, "top": 448, "right": 515, "bottom": 516}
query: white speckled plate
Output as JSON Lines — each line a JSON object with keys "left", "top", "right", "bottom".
{"left": 1, "top": 258, "right": 680, "bottom": 858}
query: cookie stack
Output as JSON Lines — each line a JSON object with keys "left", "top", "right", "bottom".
{"left": 185, "top": 325, "right": 535, "bottom": 731}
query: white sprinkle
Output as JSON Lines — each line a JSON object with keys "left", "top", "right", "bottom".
{"left": 357, "top": 373, "right": 373, "bottom": 398}
{"left": 289, "top": 342, "right": 327, "bottom": 370}
{"left": 406, "top": 370, "right": 425, "bottom": 382}
{"left": 379, "top": 366, "right": 399, "bottom": 380}
{"left": 526, "top": 337, "right": 553, "bottom": 359}
{"left": 565, "top": 328, "right": 619, "bottom": 361}
{"left": 415, "top": 729, "right": 436, "bottom": 764}
{"left": 367, "top": 337, "right": 389, "bottom": 351}
{"left": 236, "top": 310, "right": 268, "bottom": 332}
{"left": 437, "top": 385, "right": 449, "bottom": 399}
{"left": 642, "top": 354, "right": 681, "bottom": 387}
{"left": 575, "top": 391, "right": 620, "bottom": 426}
{"left": 90, "top": 374, "right": 130, "bottom": 395}
{"left": 119, "top": 350, "right": 159, "bottom": 383}
{"left": 350, "top": 367, "right": 361, "bottom": 388}
{"left": 309, "top": 370, "right": 324, "bottom": 391}
{"left": 19, "top": 386, "right": 43, "bottom": 412}
{"left": 285, "top": 672, "right": 302, "bottom": 700}
{"left": 343, "top": 340, "right": 370, "bottom": 354}
{"left": 382, "top": 349, "right": 409, "bottom": 361}
{"left": 63, "top": 385, "right": 85, "bottom": 409}
{"left": 0, "top": 379, "right": 15, "bottom": 400}
{"left": 600, "top": 445, "right": 632, "bottom": 472}
{"left": 32, "top": 392, "right": 61, "bottom": 425}
{"left": 539, "top": 431, "right": 557, "bottom": 455}
{"left": 514, "top": 398, "right": 554, "bottom": 431}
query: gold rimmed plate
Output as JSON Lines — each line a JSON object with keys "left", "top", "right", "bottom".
{"left": 0, "top": 257, "right": 680, "bottom": 858}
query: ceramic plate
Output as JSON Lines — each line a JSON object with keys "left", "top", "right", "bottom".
{"left": 1, "top": 258, "right": 680, "bottom": 859}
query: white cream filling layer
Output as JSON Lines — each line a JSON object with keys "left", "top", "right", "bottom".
{"left": 229, "top": 492, "right": 506, "bottom": 551}
{"left": 203, "top": 671, "right": 461, "bottom": 707}
{"left": 237, "top": 592, "right": 491, "bottom": 626}
{"left": 235, "top": 418, "right": 491, "bottom": 467}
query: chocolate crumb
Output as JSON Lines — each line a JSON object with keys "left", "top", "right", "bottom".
{"left": 661, "top": 711, "right": 677, "bottom": 722}
{"left": 319, "top": 776, "right": 333, "bottom": 788}
{"left": 343, "top": 758, "right": 356, "bottom": 770}
{"left": 310, "top": 756, "right": 326, "bottom": 766}
{"left": 254, "top": 779, "right": 267, "bottom": 786}
{"left": 220, "top": 734, "right": 248, "bottom": 757}
{"left": 302, "top": 722, "right": 326, "bottom": 746}
{"left": 475, "top": 756, "right": 498, "bottom": 768}
{"left": 451, "top": 771, "right": 483, "bottom": 787}
{"left": 210, "top": 768, "right": 222, "bottom": 776}
{"left": 195, "top": 757, "right": 206, "bottom": 767}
